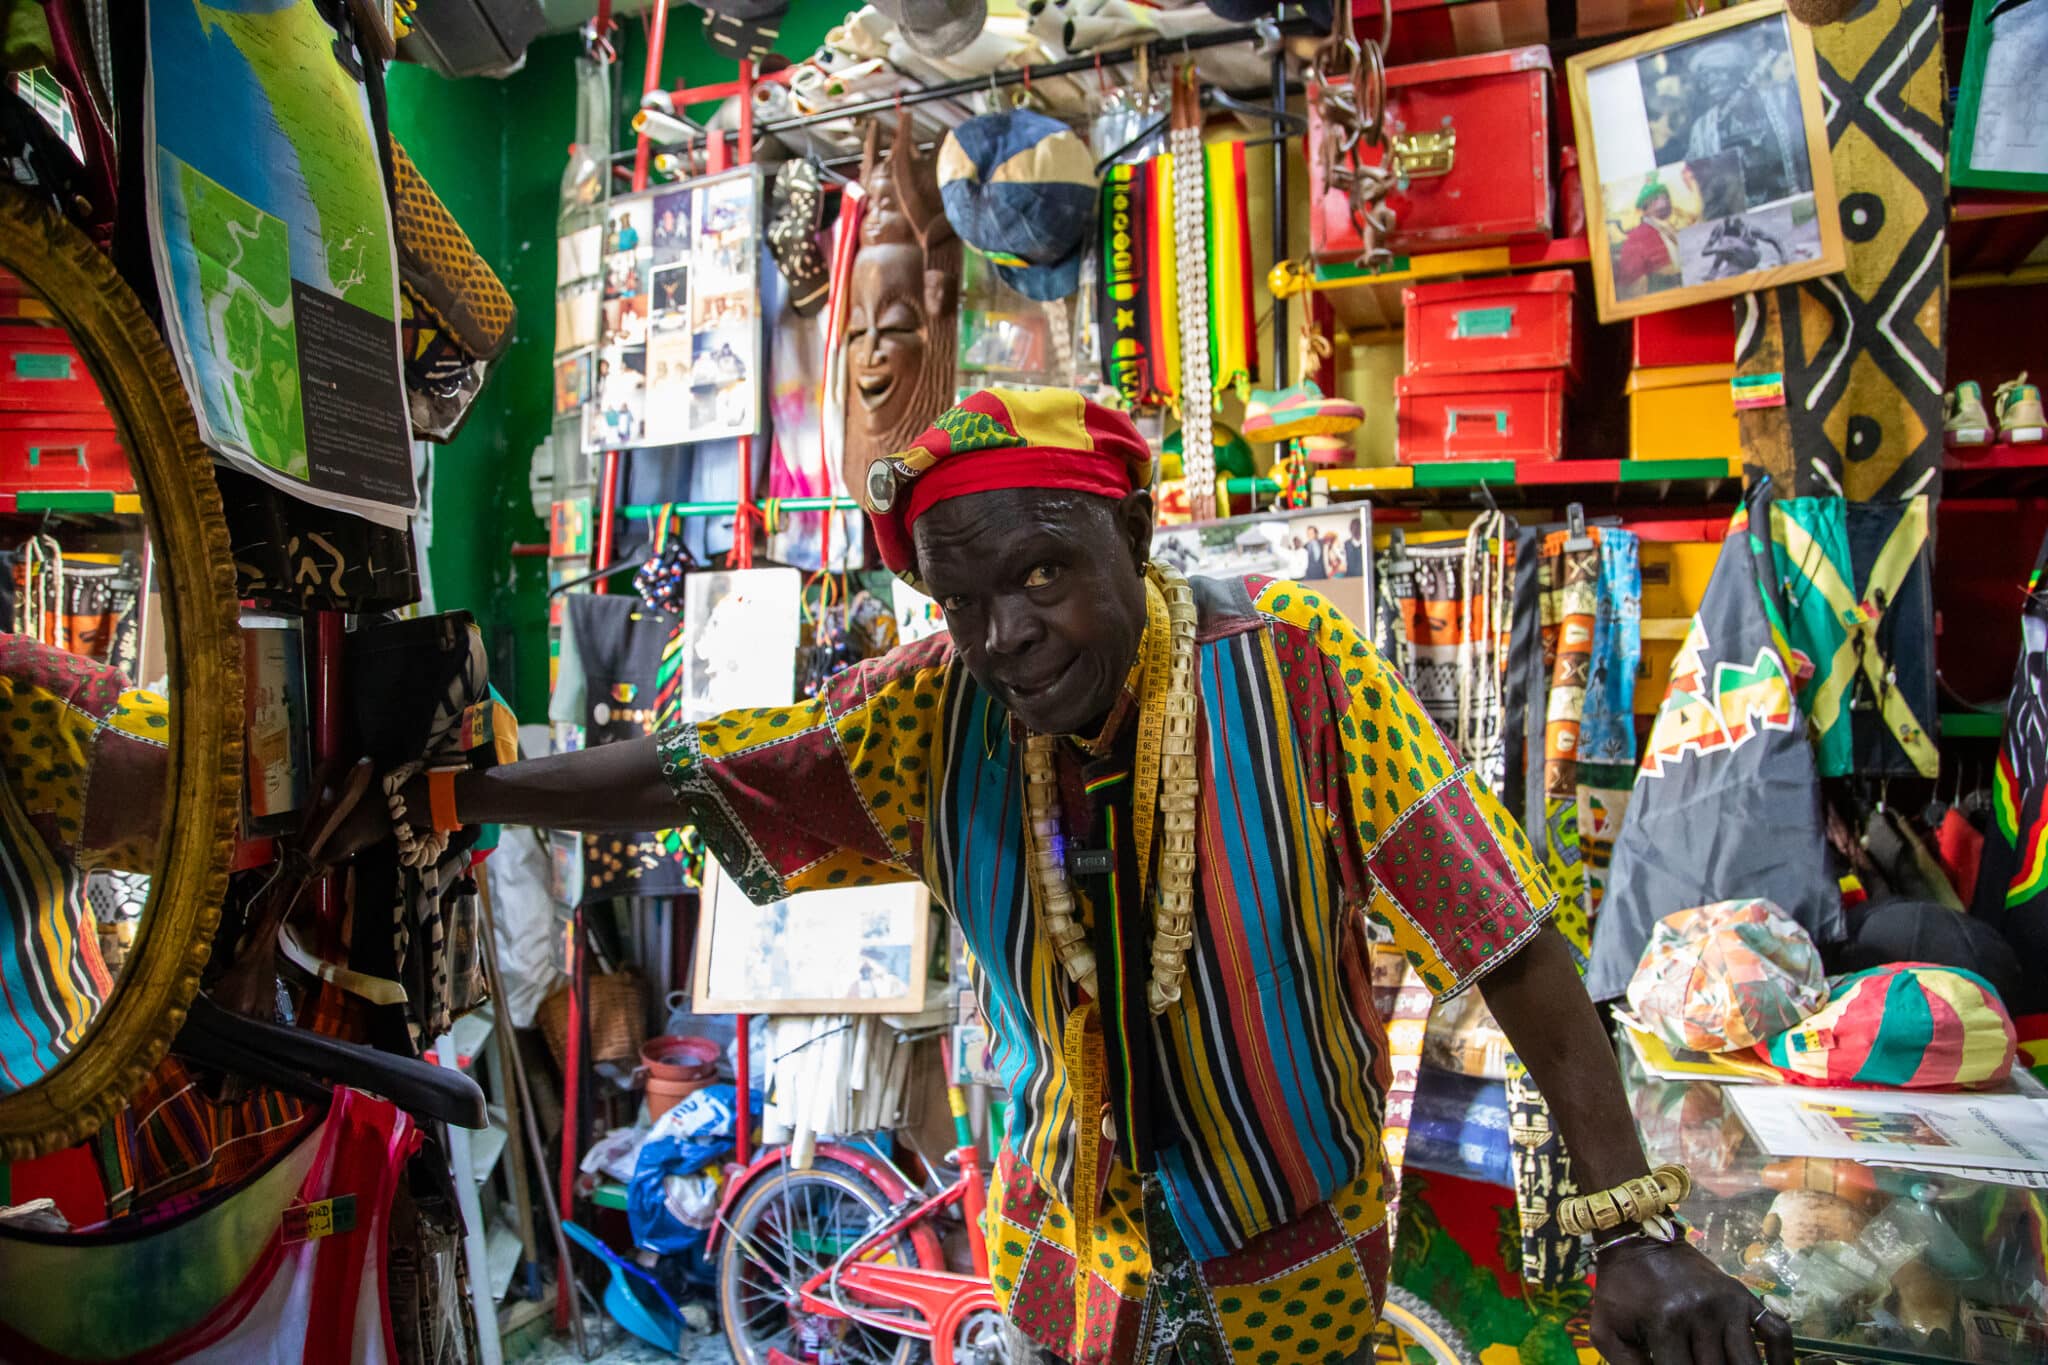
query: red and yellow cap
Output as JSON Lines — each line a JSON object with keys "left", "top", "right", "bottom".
{"left": 867, "top": 387, "right": 1152, "bottom": 585}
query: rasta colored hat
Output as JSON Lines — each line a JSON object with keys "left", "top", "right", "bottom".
{"left": 1755, "top": 963, "right": 2019, "bottom": 1090}
{"left": 866, "top": 387, "right": 1153, "bottom": 587}
{"left": 1626, "top": 898, "right": 1829, "bottom": 1053}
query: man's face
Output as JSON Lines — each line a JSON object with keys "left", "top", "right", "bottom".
{"left": 1645, "top": 191, "right": 1673, "bottom": 221}
{"left": 1692, "top": 53, "right": 1740, "bottom": 103}
{"left": 914, "top": 488, "right": 1154, "bottom": 737}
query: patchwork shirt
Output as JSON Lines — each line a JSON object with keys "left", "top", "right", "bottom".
{"left": 658, "top": 574, "right": 1555, "bottom": 1362}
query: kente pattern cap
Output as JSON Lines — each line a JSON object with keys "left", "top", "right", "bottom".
{"left": 1756, "top": 963, "right": 2019, "bottom": 1089}
{"left": 866, "top": 387, "right": 1152, "bottom": 587}
{"left": 1625, "top": 898, "right": 1829, "bottom": 1053}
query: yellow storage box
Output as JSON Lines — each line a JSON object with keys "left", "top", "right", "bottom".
{"left": 1626, "top": 363, "right": 1739, "bottom": 463}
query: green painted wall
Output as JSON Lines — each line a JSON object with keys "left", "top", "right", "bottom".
{"left": 386, "top": 4, "right": 846, "bottom": 720}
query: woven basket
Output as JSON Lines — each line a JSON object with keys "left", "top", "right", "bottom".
{"left": 538, "top": 971, "right": 648, "bottom": 1070}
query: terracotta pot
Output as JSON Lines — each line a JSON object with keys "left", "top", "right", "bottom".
{"left": 646, "top": 1071, "right": 711, "bottom": 1120}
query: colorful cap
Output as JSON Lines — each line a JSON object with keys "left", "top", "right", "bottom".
{"left": 938, "top": 110, "right": 1098, "bottom": 302}
{"left": 1241, "top": 381, "right": 1364, "bottom": 444}
{"left": 1626, "top": 898, "right": 1830, "bottom": 1053}
{"left": 867, "top": 387, "right": 1153, "bottom": 586}
{"left": 1756, "top": 964, "right": 2019, "bottom": 1089}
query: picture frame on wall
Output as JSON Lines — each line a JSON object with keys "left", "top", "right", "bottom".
{"left": 1952, "top": 0, "right": 2048, "bottom": 190}
{"left": 692, "top": 864, "right": 932, "bottom": 1015}
{"left": 1565, "top": 0, "right": 1845, "bottom": 322}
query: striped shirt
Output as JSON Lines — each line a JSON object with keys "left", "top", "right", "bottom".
{"left": 0, "top": 634, "right": 169, "bottom": 1094}
{"left": 660, "top": 574, "right": 1554, "bottom": 1357}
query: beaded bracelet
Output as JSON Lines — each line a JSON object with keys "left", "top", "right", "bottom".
{"left": 1556, "top": 1163, "right": 1692, "bottom": 1237}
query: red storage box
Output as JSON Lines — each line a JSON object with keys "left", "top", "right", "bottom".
{"left": 1309, "top": 46, "right": 1553, "bottom": 260}
{"left": 0, "top": 413, "right": 131, "bottom": 491}
{"left": 1404, "top": 270, "right": 1578, "bottom": 381}
{"left": 0, "top": 330, "right": 104, "bottom": 414}
{"left": 1396, "top": 370, "right": 1565, "bottom": 464}
{"left": 1631, "top": 302, "right": 1736, "bottom": 370}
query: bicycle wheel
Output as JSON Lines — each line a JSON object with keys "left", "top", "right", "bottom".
{"left": 718, "top": 1158, "right": 927, "bottom": 1365}
{"left": 1371, "top": 1285, "right": 1480, "bottom": 1365}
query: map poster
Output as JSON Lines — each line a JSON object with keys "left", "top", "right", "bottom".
{"left": 144, "top": 0, "right": 417, "bottom": 526}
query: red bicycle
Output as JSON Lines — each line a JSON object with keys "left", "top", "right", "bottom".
{"left": 712, "top": 1041, "right": 1006, "bottom": 1365}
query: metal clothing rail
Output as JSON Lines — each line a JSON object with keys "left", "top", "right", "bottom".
{"left": 751, "top": 16, "right": 1315, "bottom": 137}
{"left": 617, "top": 495, "right": 865, "bottom": 519}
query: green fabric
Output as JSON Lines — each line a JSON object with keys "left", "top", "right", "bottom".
{"left": 1862, "top": 969, "right": 1932, "bottom": 1087}
{"left": 1770, "top": 498, "right": 1858, "bottom": 776}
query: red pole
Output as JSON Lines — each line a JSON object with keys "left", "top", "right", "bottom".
{"left": 562, "top": 6, "right": 671, "bottom": 1330}
{"left": 730, "top": 55, "right": 757, "bottom": 1155}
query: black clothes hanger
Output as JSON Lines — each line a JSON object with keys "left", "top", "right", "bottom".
{"left": 173, "top": 994, "right": 488, "bottom": 1129}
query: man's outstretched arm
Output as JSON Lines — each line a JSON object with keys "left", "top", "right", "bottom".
{"left": 1482, "top": 927, "right": 1796, "bottom": 1365}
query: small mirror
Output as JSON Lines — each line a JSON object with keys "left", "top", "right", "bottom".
{"left": 0, "top": 261, "right": 170, "bottom": 1098}
{"left": 0, "top": 186, "right": 242, "bottom": 1160}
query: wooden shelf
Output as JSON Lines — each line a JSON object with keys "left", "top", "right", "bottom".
{"left": 0, "top": 490, "right": 140, "bottom": 514}
{"left": 1315, "top": 457, "right": 1744, "bottom": 507}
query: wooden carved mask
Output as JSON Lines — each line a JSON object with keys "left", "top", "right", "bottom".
{"left": 845, "top": 114, "right": 961, "bottom": 503}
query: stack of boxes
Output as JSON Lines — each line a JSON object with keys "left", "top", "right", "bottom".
{"left": 1395, "top": 269, "right": 1580, "bottom": 465}
{"left": 0, "top": 320, "right": 132, "bottom": 494}
{"left": 1625, "top": 302, "right": 1741, "bottom": 464}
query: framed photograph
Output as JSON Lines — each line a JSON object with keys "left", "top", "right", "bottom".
{"left": 1953, "top": 0, "right": 2048, "bottom": 189}
{"left": 1566, "top": 0, "right": 1845, "bottom": 322}
{"left": 587, "top": 167, "right": 763, "bottom": 452}
{"left": 1152, "top": 504, "right": 1374, "bottom": 631}
{"left": 692, "top": 863, "right": 932, "bottom": 1014}
{"left": 680, "top": 567, "right": 801, "bottom": 722}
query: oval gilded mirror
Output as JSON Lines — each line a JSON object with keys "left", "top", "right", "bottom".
{"left": 0, "top": 185, "right": 242, "bottom": 1160}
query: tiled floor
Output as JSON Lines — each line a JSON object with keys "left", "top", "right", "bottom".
{"left": 516, "top": 1313, "right": 735, "bottom": 1363}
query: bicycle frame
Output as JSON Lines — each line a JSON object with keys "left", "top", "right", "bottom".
{"left": 744, "top": 1078, "right": 1001, "bottom": 1365}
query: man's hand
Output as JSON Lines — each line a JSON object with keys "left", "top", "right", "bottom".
{"left": 1590, "top": 1240, "right": 1794, "bottom": 1365}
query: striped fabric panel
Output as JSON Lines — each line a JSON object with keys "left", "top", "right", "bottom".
{"left": 0, "top": 775, "right": 101, "bottom": 1095}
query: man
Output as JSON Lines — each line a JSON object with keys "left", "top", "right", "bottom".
{"left": 1616, "top": 182, "right": 1683, "bottom": 298}
{"left": 403, "top": 390, "right": 1790, "bottom": 1365}
{"left": 1682, "top": 37, "right": 1808, "bottom": 208}
{"left": 1343, "top": 520, "right": 1365, "bottom": 578}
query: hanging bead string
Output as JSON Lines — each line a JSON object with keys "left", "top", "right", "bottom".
{"left": 1023, "top": 563, "right": 1201, "bottom": 1014}
{"left": 1170, "top": 68, "right": 1216, "bottom": 521}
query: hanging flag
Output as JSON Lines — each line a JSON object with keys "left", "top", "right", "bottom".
{"left": 1589, "top": 485, "right": 1842, "bottom": 1002}
{"left": 1203, "top": 140, "right": 1257, "bottom": 398}
{"left": 1142, "top": 154, "right": 1181, "bottom": 406}
{"left": 1099, "top": 164, "right": 1150, "bottom": 408}
{"left": 1975, "top": 529, "right": 2048, "bottom": 1015}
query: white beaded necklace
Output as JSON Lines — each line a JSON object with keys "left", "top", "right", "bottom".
{"left": 1022, "top": 563, "right": 1201, "bottom": 1014}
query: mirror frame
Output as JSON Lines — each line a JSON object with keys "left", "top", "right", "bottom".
{"left": 0, "top": 185, "right": 242, "bottom": 1160}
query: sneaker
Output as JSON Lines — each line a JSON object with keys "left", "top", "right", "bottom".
{"left": 1996, "top": 374, "right": 2046, "bottom": 444}
{"left": 1946, "top": 381, "right": 1993, "bottom": 446}
{"left": 1241, "top": 382, "right": 1363, "bottom": 444}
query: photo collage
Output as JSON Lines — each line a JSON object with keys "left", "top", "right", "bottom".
{"left": 586, "top": 168, "right": 762, "bottom": 454}
{"left": 1585, "top": 13, "right": 1823, "bottom": 302}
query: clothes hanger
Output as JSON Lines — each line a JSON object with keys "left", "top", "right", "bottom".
{"left": 173, "top": 993, "right": 487, "bottom": 1128}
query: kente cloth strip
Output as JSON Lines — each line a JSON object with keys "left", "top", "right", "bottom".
{"left": 1765, "top": 495, "right": 1938, "bottom": 779}
{"left": 1590, "top": 486, "right": 1841, "bottom": 1003}
{"left": 1395, "top": 537, "right": 1512, "bottom": 796}
{"left": 1538, "top": 532, "right": 1599, "bottom": 962}
{"left": 1975, "top": 528, "right": 2048, "bottom": 1014}
{"left": 654, "top": 572, "right": 1555, "bottom": 1363}
{"left": 1579, "top": 528, "right": 1641, "bottom": 769}
{"left": 1143, "top": 155, "right": 1182, "bottom": 405}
